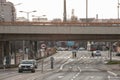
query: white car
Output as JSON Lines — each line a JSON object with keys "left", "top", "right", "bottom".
{"left": 18, "top": 60, "right": 36, "bottom": 73}
{"left": 93, "top": 50, "right": 101, "bottom": 56}
{"left": 78, "top": 47, "right": 85, "bottom": 51}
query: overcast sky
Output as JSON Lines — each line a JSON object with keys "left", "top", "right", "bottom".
{"left": 8, "top": 0, "right": 118, "bottom": 20}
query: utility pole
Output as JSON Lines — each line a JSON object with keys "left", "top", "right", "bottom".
{"left": 63, "top": 0, "right": 67, "bottom": 22}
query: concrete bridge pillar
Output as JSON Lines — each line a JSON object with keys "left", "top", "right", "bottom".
{"left": 28, "top": 41, "right": 38, "bottom": 59}
{"left": 33, "top": 41, "right": 37, "bottom": 59}
{"left": 28, "top": 41, "right": 32, "bottom": 59}
{"left": 0, "top": 41, "right": 4, "bottom": 66}
{"left": 4, "top": 41, "right": 11, "bottom": 66}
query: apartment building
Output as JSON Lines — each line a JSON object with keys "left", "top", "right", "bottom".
{"left": 0, "top": 0, "right": 16, "bottom": 22}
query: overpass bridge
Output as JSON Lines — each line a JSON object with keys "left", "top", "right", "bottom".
{"left": 0, "top": 22, "right": 120, "bottom": 66}
{"left": 0, "top": 22, "right": 120, "bottom": 41}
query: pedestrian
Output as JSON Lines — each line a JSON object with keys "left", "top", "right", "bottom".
{"left": 50, "top": 57, "right": 54, "bottom": 69}
{"left": 91, "top": 51, "right": 94, "bottom": 57}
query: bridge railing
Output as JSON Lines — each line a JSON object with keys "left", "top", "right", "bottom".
{"left": 0, "top": 21, "right": 120, "bottom": 26}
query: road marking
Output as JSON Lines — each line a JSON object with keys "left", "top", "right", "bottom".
{"left": 107, "top": 71, "right": 118, "bottom": 77}
{"left": 70, "top": 67, "right": 81, "bottom": 80}
{"left": 58, "top": 75, "right": 64, "bottom": 79}
{"left": 108, "top": 76, "right": 120, "bottom": 80}
{"left": 77, "top": 66, "right": 82, "bottom": 72}
{"left": 90, "top": 76, "right": 94, "bottom": 78}
{"left": 70, "top": 72, "right": 80, "bottom": 80}
{"left": 60, "top": 59, "right": 70, "bottom": 70}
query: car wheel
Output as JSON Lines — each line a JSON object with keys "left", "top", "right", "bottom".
{"left": 31, "top": 70, "right": 35, "bottom": 73}
{"left": 18, "top": 70, "right": 22, "bottom": 73}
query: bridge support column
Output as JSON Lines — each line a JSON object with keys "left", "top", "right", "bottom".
{"left": 33, "top": 41, "right": 37, "bottom": 59}
{"left": 28, "top": 41, "right": 34, "bottom": 59}
{"left": 0, "top": 41, "right": 4, "bottom": 66}
{"left": 109, "top": 42, "right": 113, "bottom": 61}
{"left": 4, "top": 41, "right": 11, "bottom": 66}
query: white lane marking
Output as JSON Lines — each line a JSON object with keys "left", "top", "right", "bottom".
{"left": 108, "top": 76, "right": 120, "bottom": 80}
{"left": 60, "top": 60, "right": 70, "bottom": 70}
{"left": 58, "top": 75, "right": 64, "bottom": 79}
{"left": 107, "top": 71, "right": 118, "bottom": 77}
{"left": 70, "top": 67, "right": 81, "bottom": 80}
{"left": 59, "top": 58, "right": 75, "bottom": 70}
{"left": 77, "top": 66, "right": 82, "bottom": 72}
{"left": 108, "top": 76, "right": 111, "bottom": 79}
{"left": 70, "top": 72, "right": 80, "bottom": 80}
{"left": 90, "top": 76, "right": 94, "bottom": 78}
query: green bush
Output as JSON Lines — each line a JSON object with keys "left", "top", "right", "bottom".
{"left": 107, "top": 60, "right": 120, "bottom": 64}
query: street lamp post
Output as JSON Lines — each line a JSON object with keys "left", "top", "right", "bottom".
{"left": 14, "top": 3, "right": 22, "bottom": 19}
{"left": 63, "top": 0, "right": 67, "bottom": 22}
{"left": 19, "top": 10, "right": 37, "bottom": 21}
{"left": 86, "top": 0, "right": 88, "bottom": 23}
{"left": 118, "top": 0, "right": 120, "bottom": 20}
{"left": 19, "top": 10, "right": 36, "bottom": 59}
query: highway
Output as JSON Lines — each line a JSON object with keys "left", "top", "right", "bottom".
{"left": 0, "top": 50, "right": 119, "bottom": 80}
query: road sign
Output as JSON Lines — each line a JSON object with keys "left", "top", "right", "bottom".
{"left": 41, "top": 44, "right": 46, "bottom": 49}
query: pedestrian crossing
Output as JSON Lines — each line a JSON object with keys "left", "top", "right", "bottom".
{"left": 54, "top": 56, "right": 108, "bottom": 60}
{"left": 78, "top": 56, "right": 108, "bottom": 59}
{"left": 108, "top": 76, "right": 120, "bottom": 80}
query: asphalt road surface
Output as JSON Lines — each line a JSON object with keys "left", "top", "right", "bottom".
{"left": 0, "top": 51, "right": 119, "bottom": 80}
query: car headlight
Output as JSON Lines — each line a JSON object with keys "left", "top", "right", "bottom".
{"left": 18, "top": 65, "right": 21, "bottom": 68}
{"left": 30, "top": 65, "right": 34, "bottom": 68}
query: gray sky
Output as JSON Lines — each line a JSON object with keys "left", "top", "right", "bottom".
{"left": 8, "top": 0, "right": 118, "bottom": 20}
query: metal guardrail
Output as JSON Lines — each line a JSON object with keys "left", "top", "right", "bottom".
{"left": 0, "top": 22, "right": 120, "bottom": 26}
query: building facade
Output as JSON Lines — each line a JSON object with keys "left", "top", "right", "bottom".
{"left": 0, "top": 0, "right": 16, "bottom": 22}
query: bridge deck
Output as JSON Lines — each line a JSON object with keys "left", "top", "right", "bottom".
{"left": 0, "top": 22, "right": 120, "bottom": 41}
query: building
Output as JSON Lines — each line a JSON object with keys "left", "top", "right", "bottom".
{"left": 71, "top": 9, "right": 78, "bottom": 22}
{"left": 16, "top": 17, "right": 28, "bottom": 22}
{"left": 0, "top": 0, "right": 16, "bottom": 22}
{"left": 32, "top": 17, "right": 48, "bottom": 22}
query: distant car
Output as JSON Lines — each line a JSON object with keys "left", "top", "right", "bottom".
{"left": 93, "top": 50, "right": 101, "bottom": 56}
{"left": 18, "top": 60, "right": 37, "bottom": 73}
{"left": 78, "top": 47, "right": 85, "bottom": 51}
{"left": 57, "top": 47, "right": 66, "bottom": 51}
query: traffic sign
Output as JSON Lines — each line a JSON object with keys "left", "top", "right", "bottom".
{"left": 41, "top": 44, "right": 46, "bottom": 49}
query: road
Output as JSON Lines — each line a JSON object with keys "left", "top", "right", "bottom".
{"left": 0, "top": 50, "right": 119, "bottom": 80}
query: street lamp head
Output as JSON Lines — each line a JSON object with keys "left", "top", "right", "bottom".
{"left": 19, "top": 10, "right": 37, "bottom": 21}
{"left": 19, "top": 10, "right": 37, "bottom": 13}
{"left": 14, "top": 3, "right": 22, "bottom": 6}
{"left": 19, "top": 11, "right": 24, "bottom": 13}
{"left": 42, "top": 15, "right": 46, "bottom": 17}
{"left": 33, "top": 10, "right": 37, "bottom": 12}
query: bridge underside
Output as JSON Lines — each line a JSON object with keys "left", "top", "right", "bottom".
{"left": 0, "top": 34, "right": 119, "bottom": 41}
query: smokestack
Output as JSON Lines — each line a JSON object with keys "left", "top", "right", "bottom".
{"left": 63, "top": 0, "right": 67, "bottom": 22}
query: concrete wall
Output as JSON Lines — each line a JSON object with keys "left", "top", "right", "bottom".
{"left": 0, "top": 25, "right": 120, "bottom": 34}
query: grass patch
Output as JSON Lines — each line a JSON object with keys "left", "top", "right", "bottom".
{"left": 107, "top": 60, "right": 120, "bottom": 64}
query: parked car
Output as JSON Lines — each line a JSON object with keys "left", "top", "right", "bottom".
{"left": 116, "top": 53, "right": 120, "bottom": 56}
{"left": 93, "top": 50, "right": 101, "bottom": 56}
{"left": 18, "top": 59, "right": 37, "bottom": 73}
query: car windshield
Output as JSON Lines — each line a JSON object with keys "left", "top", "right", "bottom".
{"left": 21, "top": 61, "right": 33, "bottom": 64}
